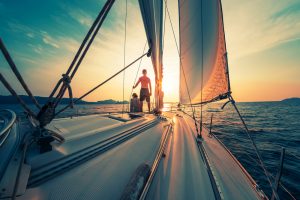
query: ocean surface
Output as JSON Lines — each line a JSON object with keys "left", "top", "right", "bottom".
{"left": 1, "top": 101, "right": 299, "bottom": 199}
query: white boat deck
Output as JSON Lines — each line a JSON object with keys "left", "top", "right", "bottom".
{"left": 146, "top": 114, "right": 216, "bottom": 200}
{"left": 27, "top": 114, "right": 150, "bottom": 170}
{"left": 20, "top": 114, "right": 166, "bottom": 200}
{"left": 46, "top": 114, "right": 136, "bottom": 140}
{"left": 12, "top": 112, "right": 264, "bottom": 200}
{"left": 182, "top": 113, "right": 263, "bottom": 200}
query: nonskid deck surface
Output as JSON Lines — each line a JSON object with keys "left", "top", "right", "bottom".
{"left": 144, "top": 112, "right": 262, "bottom": 200}
{"left": 27, "top": 114, "right": 154, "bottom": 170}
{"left": 182, "top": 113, "right": 262, "bottom": 200}
{"left": 46, "top": 114, "right": 134, "bottom": 140}
{"left": 146, "top": 114, "right": 216, "bottom": 200}
{"left": 20, "top": 115, "right": 168, "bottom": 200}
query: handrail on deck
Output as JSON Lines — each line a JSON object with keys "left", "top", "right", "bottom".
{"left": 0, "top": 109, "right": 17, "bottom": 146}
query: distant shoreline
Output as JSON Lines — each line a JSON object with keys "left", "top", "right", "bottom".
{"left": 0, "top": 95, "right": 128, "bottom": 105}
{"left": 0, "top": 95, "right": 299, "bottom": 105}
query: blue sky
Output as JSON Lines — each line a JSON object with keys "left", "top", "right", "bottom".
{"left": 0, "top": 0, "right": 300, "bottom": 102}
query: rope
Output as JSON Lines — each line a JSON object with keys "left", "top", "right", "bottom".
{"left": 55, "top": 50, "right": 151, "bottom": 116}
{"left": 128, "top": 41, "right": 147, "bottom": 111}
{"left": 229, "top": 96, "right": 280, "bottom": 200}
{"left": 49, "top": 0, "right": 115, "bottom": 107}
{"left": 57, "top": 0, "right": 114, "bottom": 103}
{"left": 164, "top": 0, "right": 199, "bottom": 135}
{"left": 0, "top": 39, "right": 41, "bottom": 110}
{"left": 35, "top": 0, "right": 116, "bottom": 127}
{"left": 122, "top": 0, "right": 128, "bottom": 114}
{"left": 53, "top": 74, "right": 73, "bottom": 108}
{"left": 48, "top": 0, "right": 114, "bottom": 99}
{"left": 0, "top": 73, "right": 36, "bottom": 117}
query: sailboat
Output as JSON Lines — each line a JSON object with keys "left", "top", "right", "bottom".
{"left": 0, "top": 0, "right": 295, "bottom": 199}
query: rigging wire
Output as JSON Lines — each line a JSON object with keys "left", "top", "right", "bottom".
{"left": 199, "top": 0, "right": 204, "bottom": 137}
{"left": 0, "top": 39, "right": 41, "bottom": 110}
{"left": 168, "top": 0, "right": 281, "bottom": 197}
{"left": 205, "top": 119, "right": 296, "bottom": 200}
{"left": 55, "top": 50, "right": 150, "bottom": 116}
{"left": 127, "top": 41, "right": 147, "bottom": 111}
{"left": 49, "top": 0, "right": 113, "bottom": 99}
{"left": 229, "top": 96, "right": 280, "bottom": 200}
{"left": 163, "top": 0, "right": 200, "bottom": 135}
{"left": 0, "top": 73, "right": 36, "bottom": 117}
{"left": 122, "top": 0, "right": 128, "bottom": 115}
{"left": 49, "top": 0, "right": 115, "bottom": 108}
{"left": 159, "top": 0, "right": 167, "bottom": 111}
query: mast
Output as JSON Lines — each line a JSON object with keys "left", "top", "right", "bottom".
{"left": 138, "top": 0, "right": 164, "bottom": 111}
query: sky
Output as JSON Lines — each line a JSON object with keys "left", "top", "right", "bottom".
{"left": 0, "top": 0, "right": 299, "bottom": 102}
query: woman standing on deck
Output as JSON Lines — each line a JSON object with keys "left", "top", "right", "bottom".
{"left": 133, "top": 69, "right": 152, "bottom": 112}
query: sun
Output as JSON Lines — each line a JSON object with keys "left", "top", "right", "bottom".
{"left": 162, "top": 75, "right": 178, "bottom": 102}
{"left": 162, "top": 79, "right": 174, "bottom": 94}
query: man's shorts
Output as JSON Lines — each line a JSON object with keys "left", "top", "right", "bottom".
{"left": 140, "top": 88, "right": 150, "bottom": 102}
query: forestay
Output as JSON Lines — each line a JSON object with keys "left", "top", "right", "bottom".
{"left": 179, "top": 0, "right": 230, "bottom": 105}
{"left": 138, "top": 0, "right": 164, "bottom": 109}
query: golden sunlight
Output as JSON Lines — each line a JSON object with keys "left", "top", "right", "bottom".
{"left": 162, "top": 75, "right": 178, "bottom": 102}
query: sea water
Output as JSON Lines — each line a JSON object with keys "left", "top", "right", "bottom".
{"left": 1, "top": 101, "right": 299, "bottom": 199}
{"left": 200, "top": 101, "right": 300, "bottom": 199}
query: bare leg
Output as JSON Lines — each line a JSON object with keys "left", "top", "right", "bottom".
{"left": 147, "top": 102, "right": 150, "bottom": 113}
{"left": 140, "top": 101, "right": 143, "bottom": 112}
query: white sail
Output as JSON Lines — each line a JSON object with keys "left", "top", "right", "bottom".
{"left": 179, "top": 0, "right": 230, "bottom": 105}
{"left": 138, "top": 0, "right": 164, "bottom": 109}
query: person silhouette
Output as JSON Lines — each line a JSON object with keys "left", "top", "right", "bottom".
{"left": 133, "top": 69, "right": 152, "bottom": 112}
{"left": 130, "top": 93, "right": 140, "bottom": 112}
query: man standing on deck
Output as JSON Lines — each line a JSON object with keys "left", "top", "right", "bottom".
{"left": 133, "top": 69, "right": 152, "bottom": 112}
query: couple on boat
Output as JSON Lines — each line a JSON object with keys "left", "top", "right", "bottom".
{"left": 130, "top": 69, "right": 152, "bottom": 113}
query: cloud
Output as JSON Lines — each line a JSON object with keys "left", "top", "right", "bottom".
{"left": 222, "top": 0, "right": 300, "bottom": 59}
{"left": 33, "top": 46, "right": 43, "bottom": 54}
{"left": 63, "top": 5, "right": 94, "bottom": 27}
{"left": 26, "top": 33, "right": 35, "bottom": 38}
{"left": 1, "top": 0, "right": 156, "bottom": 101}
{"left": 6, "top": 21, "right": 37, "bottom": 39}
{"left": 69, "top": 9, "right": 93, "bottom": 27}
{"left": 40, "top": 31, "right": 60, "bottom": 48}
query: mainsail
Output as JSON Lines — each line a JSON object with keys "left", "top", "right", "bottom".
{"left": 138, "top": 0, "right": 164, "bottom": 109}
{"left": 179, "top": 0, "right": 231, "bottom": 105}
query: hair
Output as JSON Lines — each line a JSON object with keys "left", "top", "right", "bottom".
{"left": 132, "top": 93, "right": 138, "bottom": 98}
{"left": 142, "top": 69, "right": 147, "bottom": 74}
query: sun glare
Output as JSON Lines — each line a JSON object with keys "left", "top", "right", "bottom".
{"left": 162, "top": 75, "right": 178, "bottom": 102}
{"left": 162, "top": 80, "right": 174, "bottom": 94}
